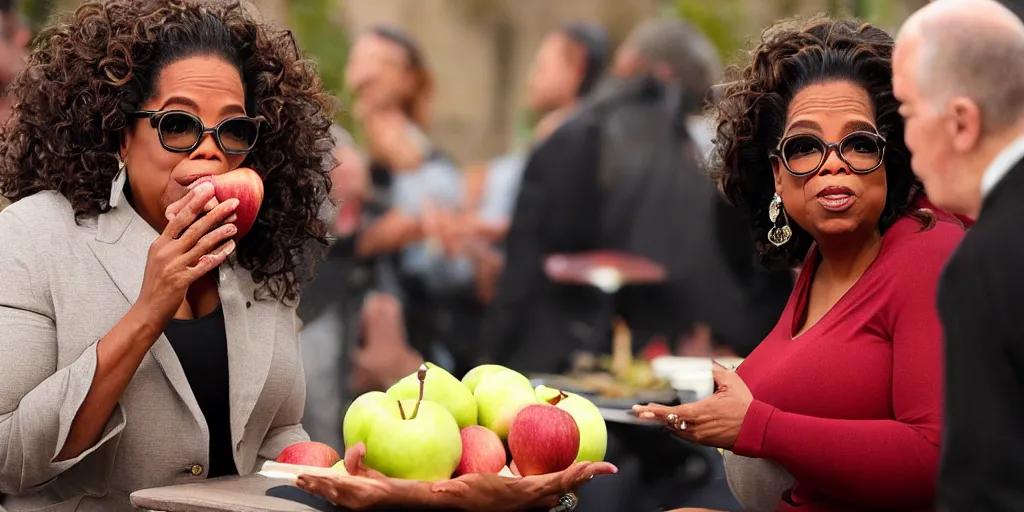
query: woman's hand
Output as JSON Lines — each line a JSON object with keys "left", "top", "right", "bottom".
{"left": 136, "top": 181, "right": 239, "bottom": 324}
{"left": 633, "top": 363, "right": 753, "bottom": 449}
{"left": 296, "top": 443, "right": 617, "bottom": 511}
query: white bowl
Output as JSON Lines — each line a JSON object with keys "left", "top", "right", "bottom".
{"left": 651, "top": 356, "right": 744, "bottom": 400}
{"left": 651, "top": 356, "right": 712, "bottom": 378}
{"left": 670, "top": 372, "right": 715, "bottom": 400}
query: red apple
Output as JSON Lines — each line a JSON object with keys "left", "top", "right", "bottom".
{"left": 275, "top": 441, "right": 341, "bottom": 468}
{"left": 196, "top": 168, "right": 264, "bottom": 239}
{"left": 454, "top": 425, "right": 507, "bottom": 476}
{"left": 507, "top": 404, "right": 580, "bottom": 476}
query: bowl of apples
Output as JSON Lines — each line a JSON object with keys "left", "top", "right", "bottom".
{"left": 262, "top": 364, "right": 617, "bottom": 511}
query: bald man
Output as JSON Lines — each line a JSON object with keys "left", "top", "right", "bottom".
{"left": 894, "top": 1, "right": 1024, "bottom": 509}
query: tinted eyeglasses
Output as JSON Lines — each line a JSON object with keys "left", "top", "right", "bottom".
{"left": 771, "top": 131, "right": 887, "bottom": 176}
{"left": 130, "top": 110, "right": 265, "bottom": 155}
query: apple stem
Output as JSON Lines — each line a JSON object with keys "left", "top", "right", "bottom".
{"left": 411, "top": 364, "right": 428, "bottom": 420}
{"left": 397, "top": 400, "right": 407, "bottom": 420}
{"left": 548, "top": 390, "right": 569, "bottom": 406}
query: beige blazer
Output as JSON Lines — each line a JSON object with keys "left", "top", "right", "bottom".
{"left": 0, "top": 191, "right": 309, "bottom": 511}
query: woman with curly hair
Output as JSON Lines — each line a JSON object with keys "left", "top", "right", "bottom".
{"left": 0, "top": 0, "right": 336, "bottom": 509}
{"left": 635, "top": 18, "right": 965, "bottom": 511}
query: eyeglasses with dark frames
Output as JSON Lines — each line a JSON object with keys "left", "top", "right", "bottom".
{"left": 770, "top": 131, "right": 887, "bottom": 177}
{"left": 129, "top": 110, "right": 265, "bottom": 155}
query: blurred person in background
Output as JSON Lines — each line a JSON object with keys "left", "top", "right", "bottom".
{"left": 610, "top": 18, "right": 721, "bottom": 162}
{"left": 603, "top": 17, "right": 793, "bottom": 360}
{"left": 342, "top": 25, "right": 463, "bottom": 379}
{"left": 894, "top": 1, "right": 1024, "bottom": 509}
{"left": 297, "top": 125, "right": 415, "bottom": 452}
{"left": 0, "top": 0, "right": 27, "bottom": 124}
{"left": 635, "top": 17, "right": 964, "bottom": 511}
{"left": 0, "top": 0, "right": 28, "bottom": 214}
{"left": 421, "top": 22, "right": 610, "bottom": 370}
{"left": 483, "top": 15, "right": 791, "bottom": 378}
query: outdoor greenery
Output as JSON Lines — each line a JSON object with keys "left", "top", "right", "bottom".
{"left": 17, "top": 0, "right": 58, "bottom": 32}
{"left": 287, "top": 0, "right": 354, "bottom": 131}
{"left": 675, "top": 0, "right": 747, "bottom": 64}
{"left": 675, "top": 0, "right": 905, "bottom": 65}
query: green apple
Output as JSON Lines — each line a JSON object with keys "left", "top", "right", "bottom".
{"left": 474, "top": 369, "right": 539, "bottom": 439}
{"left": 363, "top": 398, "right": 463, "bottom": 481}
{"left": 536, "top": 385, "right": 607, "bottom": 462}
{"left": 387, "top": 362, "right": 477, "bottom": 428}
{"left": 342, "top": 391, "right": 395, "bottom": 449}
{"left": 461, "top": 364, "right": 511, "bottom": 393}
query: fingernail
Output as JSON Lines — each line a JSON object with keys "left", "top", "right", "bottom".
{"left": 196, "top": 182, "right": 214, "bottom": 194}
{"left": 226, "top": 214, "right": 238, "bottom": 223}
{"left": 229, "top": 198, "right": 240, "bottom": 209}
{"left": 226, "top": 224, "right": 238, "bottom": 235}
{"left": 220, "top": 240, "right": 236, "bottom": 257}
{"left": 641, "top": 412, "right": 655, "bottom": 419}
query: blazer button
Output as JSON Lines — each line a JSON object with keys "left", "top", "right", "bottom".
{"left": 246, "top": 301, "right": 252, "bottom": 308}
{"left": 191, "top": 464, "right": 204, "bottom": 476}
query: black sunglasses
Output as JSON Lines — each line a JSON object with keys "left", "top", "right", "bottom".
{"left": 771, "top": 131, "right": 887, "bottom": 177}
{"left": 130, "top": 110, "right": 265, "bottom": 155}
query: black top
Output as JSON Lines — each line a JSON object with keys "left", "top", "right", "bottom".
{"left": 936, "top": 160, "right": 1024, "bottom": 511}
{"left": 164, "top": 306, "right": 237, "bottom": 478}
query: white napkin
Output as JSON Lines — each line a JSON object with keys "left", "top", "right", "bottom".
{"left": 257, "top": 461, "right": 348, "bottom": 483}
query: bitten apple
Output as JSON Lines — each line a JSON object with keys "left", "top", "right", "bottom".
{"left": 276, "top": 441, "right": 341, "bottom": 468}
{"left": 454, "top": 425, "right": 507, "bottom": 476}
{"left": 507, "top": 404, "right": 579, "bottom": 476}
{"left": 196, "top": 168, "right": 264, "bottom": 238}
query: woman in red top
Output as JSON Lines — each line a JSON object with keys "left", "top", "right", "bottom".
{"left": 635, "top": 18, "right": 964, "bottom": 511}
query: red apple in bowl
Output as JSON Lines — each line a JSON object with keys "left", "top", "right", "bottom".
{"left": 507, "top": 404, "right": 580, "bottom": 476}
{"left": 454, "top": 425, "right": 507, "bottom": 476}
{"left": 276, "top": 441, "right": 341, "bottom": 468}
{"left": 195, "top": 168, "right": 264, "bottom": 239}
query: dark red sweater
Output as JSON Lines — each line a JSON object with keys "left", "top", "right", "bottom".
{"left": 732, "top": 210, "right": 965, "bottom": 511}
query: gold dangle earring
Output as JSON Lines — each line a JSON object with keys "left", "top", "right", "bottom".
{"left": 768, "top": 193, "right": 792, "bottom": 247}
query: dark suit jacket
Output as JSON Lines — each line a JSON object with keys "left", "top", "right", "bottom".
{"left": 937, "top": 159, "right": 1024, "bottom": 511}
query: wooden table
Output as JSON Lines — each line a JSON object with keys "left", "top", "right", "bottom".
{"left": 131, "top": 475, "right": 343, "bottom": 512}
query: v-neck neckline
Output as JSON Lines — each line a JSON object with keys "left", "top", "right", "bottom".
{"left": 789, "top": 236, "right": 887, "bottom": 341}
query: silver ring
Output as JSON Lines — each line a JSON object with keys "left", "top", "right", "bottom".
{"left": 550, "top": 492, "right": 578, "bottom": 511}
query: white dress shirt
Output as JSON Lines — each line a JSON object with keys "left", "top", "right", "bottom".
{"left": 981, "top": 135, "right": 1024, "bottom": 199}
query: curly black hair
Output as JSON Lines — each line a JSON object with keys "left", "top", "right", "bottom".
{"left": 710, "top": 17, "right": 930, "bottom": 270}
{"left": 0, "top": 0, "right": 336, "bottom": 304}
